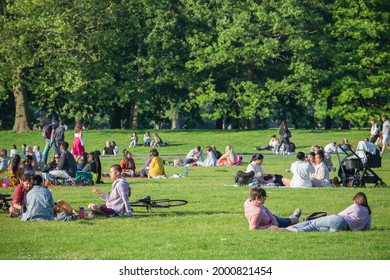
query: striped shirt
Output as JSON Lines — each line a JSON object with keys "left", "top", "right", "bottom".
{"left": 100, "top": 178, "right": 132, "bottom": 216}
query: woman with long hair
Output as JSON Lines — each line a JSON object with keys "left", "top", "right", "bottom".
{"left": 277, "top": 120, "right": 291, "bottom": 155}
{"left": 275, "top": 192, "right": 371, "bottom": 232}
{"left": 120, "top": 149, "right": 136, "bottom": 177}
{"left": 8, "top": 155, "right": 22, "bottom": 187}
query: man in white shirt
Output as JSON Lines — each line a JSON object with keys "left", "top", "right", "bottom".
{"left": 183, "top": 146, "right": 204, "bottom": 165}
{"left": 282, "top": 152, "right": 315, "bottom": 188}
{"left": 324, "top": 142, "right": 336, "bottom": 153}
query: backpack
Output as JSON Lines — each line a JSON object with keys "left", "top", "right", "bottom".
{"left": 235, "top": 170, "right": 255, "bottom": 185}
{"left": 42, "top": 124, "right": 52, "bottom": 139}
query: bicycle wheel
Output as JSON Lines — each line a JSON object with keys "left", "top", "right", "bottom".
{"left": 151, "top": 199, "right": 188, "bottom": 208}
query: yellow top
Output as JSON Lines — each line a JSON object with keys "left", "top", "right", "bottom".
{"left": 148, "top": 156, "right": 166, "bottom": 177}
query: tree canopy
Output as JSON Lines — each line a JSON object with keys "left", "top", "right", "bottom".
{"left": 0, "top": 0, "right": 389, "bottom": 132}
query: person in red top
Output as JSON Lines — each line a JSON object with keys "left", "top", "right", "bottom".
{"left": 119, "top": 149, "right": 136, "bottom": 177}
{"left": 9, "top": 173, "right": 34, "bottom": 217}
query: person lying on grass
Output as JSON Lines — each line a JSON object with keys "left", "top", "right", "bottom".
{"left": 244, "top": 187, "right": 301, "bottom": 230}
{"left": 88, "top": 164, "right": 132, "bottom": 218}
{"left": 271, "top": 192, "right": 371, "bottom": 232}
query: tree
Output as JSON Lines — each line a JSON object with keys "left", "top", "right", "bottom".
{"left": 325, "top": 0, "right": 390, "bottom": 126}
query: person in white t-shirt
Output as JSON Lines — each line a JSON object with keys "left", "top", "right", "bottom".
{"left": 282, "top": 152, "right": 315, "bottom": 188}
{"left": 324, "top": 142, "right": 336, "bottom": 154}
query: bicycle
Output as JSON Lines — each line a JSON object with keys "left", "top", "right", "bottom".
{"left": 130, "top": 195, "right": 188, "bottom": 213}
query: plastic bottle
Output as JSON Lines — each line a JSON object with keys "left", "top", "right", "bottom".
{"left": 79, "top": 206, "right": 84, "bottom": 219}
{"left": 184, "top": 166, "right": 189, "bottom": 177}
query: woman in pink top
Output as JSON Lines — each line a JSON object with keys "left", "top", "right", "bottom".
{"left": 244, "top": 187, "right": 301, "bottom": 230}
{"left": 282, "top": 192, "right": 371, "bottom": 232}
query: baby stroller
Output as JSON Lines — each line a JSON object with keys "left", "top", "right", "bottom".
{"left": 335, "top": 141, "right": 386, "bottom": 188}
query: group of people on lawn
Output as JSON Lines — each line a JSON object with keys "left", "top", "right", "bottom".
{"left": 2, "top": 116, "right": 386, "bottom": 232}
{"left": 8, "top": 163, "right": 132, "bottom": 220}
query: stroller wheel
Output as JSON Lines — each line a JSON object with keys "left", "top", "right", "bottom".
{"left": 351, "top": 179, "right": 364, "bottom": 188}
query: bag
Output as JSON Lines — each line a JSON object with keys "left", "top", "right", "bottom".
{"left": 1, "top": 178, "right": 11, "bottom": 187}
{"left": 76, "top": 171, "right": 93, "bottom": 181}
{"left": 377, "top": 132, "right": 383, "bottom": 139}
{"left": 235, "top": 170, "right": 255, "bottom": 185}
{"left": 80, "top": 137, "right": 86, "bottom": 146}
{"left": 42, "top": 124, "right": 52, "bottom": 139}
{"left": 53, "top": 200, "right": 78, "bottom": 215}
{"left": 303, "top": 212, "right": 327, "bottom": 221}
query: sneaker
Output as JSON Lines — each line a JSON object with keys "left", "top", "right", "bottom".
{"left": 290, "top": 208, "right": 302, "bottom": 219}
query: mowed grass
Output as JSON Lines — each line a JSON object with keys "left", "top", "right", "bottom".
{"left": 0, "top": 129, "right": 389, "bottom": 260}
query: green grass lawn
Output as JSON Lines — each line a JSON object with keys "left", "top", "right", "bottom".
{"left": 0, "top": 129, "right": 389, "bottom": 260}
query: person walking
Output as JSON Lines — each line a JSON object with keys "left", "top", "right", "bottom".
{"left": 380, "top": 114, "right": 390, "bottom": 156}
{"left": 42, "top": 117, "right": 59, "bottom": 165}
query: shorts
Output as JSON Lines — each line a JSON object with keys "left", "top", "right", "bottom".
{"left": 99, "top": 205, "right": 117, "bottom": 216}
{"left": 383, "top": 134, "right": 389, "bottom": 145}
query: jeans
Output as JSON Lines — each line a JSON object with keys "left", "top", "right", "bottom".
{"left": 293, "top": 215, "right": 349, "bottom": 232}
{"left": 49, "top": 170, "right": 71, "bottom": 179}
{"left": 274, "top": 216, "right": 293, "bottom": 228}
{"left": 42, "top": 139, "right": 58, "bottom": 165}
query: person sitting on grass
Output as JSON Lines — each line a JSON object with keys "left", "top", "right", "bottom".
{"left": 196, "top": 146, "right": 217, "bottom": 167}
{"left": 82, "top": 152, "right": 97, "bottom": 173}
{"left": 271, "top": 192, "right": 371, "bottom": 232}
{"left": 244, "top": 187, "right": 301, "bottom": 230}
{"left": 120, "top": 149, "right": 136, "bottom": 177}
{"left": 0, "top": 149, "right": 11, "bottom": 175}
{"left": 7, "top": 155, "right": 22, "bottom": 187}
{"left": 150, "top": 133, "right": 163, "bottom": 147}
{"left": 143, "top": 131, "right": 151, "bottom": 146}
{"left": 255, "top": 135, "right": 279, "bottom": 153}
{"left": 282, "top": 152, "right": 315, "bottom": 188}
{"left": 311, "top": 151, "right": 331, "bottom": 187}
{"left": 179, "top": 146, "right": 204, "bottom": 166}
{"left": 9, "top": 173, "right": 34, "bottom": 218}
{"left": 217, "top": 144, "right": 237, "bottom": 166}
{"left": 148, "top": 149, "right": 166, "bottom": 178}
{"left": 42, "top": 153, "right": 60, "bottom": 173}
{"left": 129, "top": 132, "right": 138, "bottom": 148}
{"left": 245, "top": 154, "right": 283, "bottom": 186}
{"left": 21, "top": 175, "right": 55, "bottom": 221}
{"left": 88, "top": 164, "right": 132, "bottom": 218}
{"left": 49, "top": 141, "right": 77, "bottom": 180}
{"left": 102, "top": 141, "right": 115, "bottom": 155}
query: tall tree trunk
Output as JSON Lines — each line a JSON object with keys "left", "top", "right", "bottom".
{"left": 131, "top": 100, "right": 139, "bottom": 129}
{"left": 249, "top": 118, "right": 258, "bottom": 129}
{"left": 341, "top": 118, "right": 350, "bottom": 130}
{"left": 12, "top": 71, "right": 31, "bottom": 133}
{"left": 215, "top": 117, "right": 223, "bottom": 129}
{"left": 110, "top": 103, "right": 121, "bottom": 129}
{"left": 171, "top": 101, "right": 180, "bottom": 130}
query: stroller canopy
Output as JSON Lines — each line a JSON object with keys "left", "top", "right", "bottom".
{"left": 355, "top": 141, "right": 378, "bottom": 164}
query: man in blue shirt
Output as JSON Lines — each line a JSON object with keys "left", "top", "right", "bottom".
{"left": 21, "top": 175, "right": 55, "bottom": 221}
